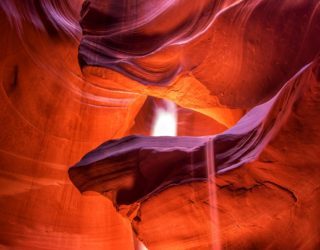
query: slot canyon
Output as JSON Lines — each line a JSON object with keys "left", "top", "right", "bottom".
{"left": 0, "top": 0, "right": 320, "bottom": 249}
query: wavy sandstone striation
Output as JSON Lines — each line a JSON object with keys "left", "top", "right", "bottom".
{"left": 0, "top": 1, "right": 144, "bottom": 249}
{"left": 0, "top": 0, "right": 320, "bottom": 249}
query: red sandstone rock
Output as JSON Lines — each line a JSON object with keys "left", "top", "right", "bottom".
{"left": 0, "top": 0, "right": 320, "bottom": 249}
{"left": 0, "top": 5, "right": 143, "bottom": 249}
{"left": 132, "top": 62, "right": 320, "bottom": 249}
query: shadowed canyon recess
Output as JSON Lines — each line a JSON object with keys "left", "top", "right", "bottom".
{"left": 0, "top": 0, "right": 320, "bottom": 249}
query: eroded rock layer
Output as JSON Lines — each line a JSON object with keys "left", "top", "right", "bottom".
{"left": 1, "top": 0, "right": 320, "bottom": 249}
{"left": 0, "top": 1, "right": 143, "bottom": 249}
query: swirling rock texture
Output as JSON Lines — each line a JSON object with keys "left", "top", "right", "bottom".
{"left": 0, "top": 0, "right": 144, "bottom": 249}
{"left": 1, "top": 0, "right": 320, "bottom": 250}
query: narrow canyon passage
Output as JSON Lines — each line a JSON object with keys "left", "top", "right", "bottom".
{"left": 0, "top": 0, "right": 320, "bottom": 249}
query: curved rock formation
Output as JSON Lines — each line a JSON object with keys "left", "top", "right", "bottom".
{"left": 79, "top": 0, "right": 320, "bottom": 108}
{"left": 69, "top": 0, "right": 320, "bottom": 249}
{"left": 0, "top": 1, "right": 144, "bottom": 249}
{"left": 131, "top": 60, "right": 320, "bottom": 249}
{"left": 1, "top": 0, "right": 320, "bottom": 249}
{"left": 69, "top": 58, "right": 318, "bottom": 201}
{"left": 70, "top": 57, "right": 320, "bottom": 249}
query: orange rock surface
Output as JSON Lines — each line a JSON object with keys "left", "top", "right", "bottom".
{"left": 0, "top": 0, "right": 320, "bottom": 249}
{"left": 0, "top": 5, "right": 143, "bottom": 249}
{"left": 130, "top": 61, "right": 320, "bottom": 249}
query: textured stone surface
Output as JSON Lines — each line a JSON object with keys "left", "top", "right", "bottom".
{"left": 0, "top": 2, "right": 144, "bottom": 249}
{"left": 1, "top": 0, "right": 320, "bottom": 249}
{"left": 69, "top": 59, "right": 320, "bottom": 249}
{"left": 132, "top": 61, "right": 320, "bottom": 249}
